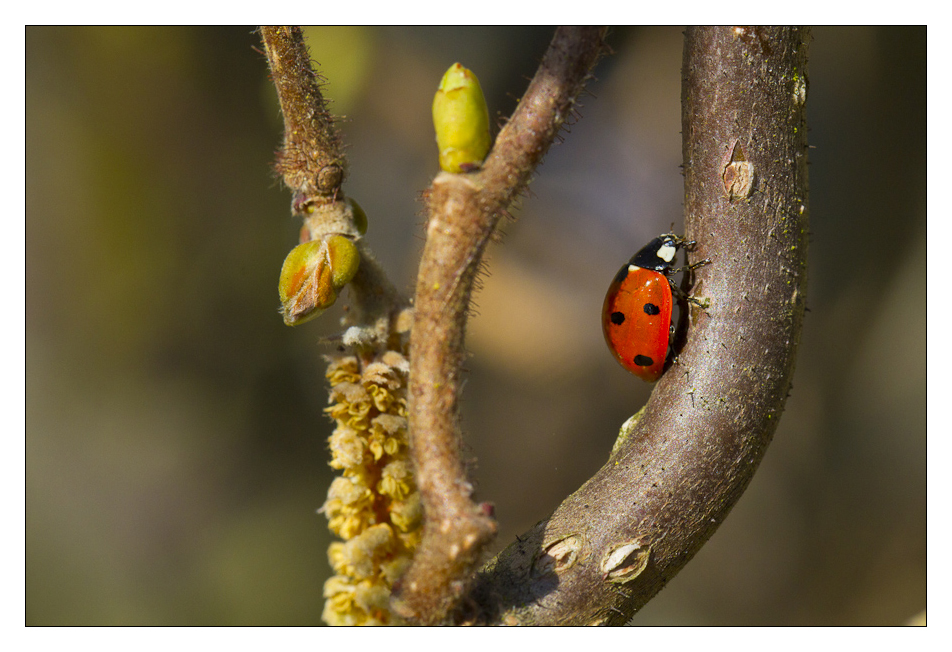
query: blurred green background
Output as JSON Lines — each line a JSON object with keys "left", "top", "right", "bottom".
{"left": 25, "top": 26, "right": 926, "bottom": 625}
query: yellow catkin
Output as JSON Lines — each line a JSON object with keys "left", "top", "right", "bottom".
{"left": 321, "top": 349, "right": 418, "bottom": 626}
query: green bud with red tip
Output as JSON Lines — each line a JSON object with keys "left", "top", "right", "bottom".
{"left": 279, "top": 234, "right": 361, "bottom": 326}
{"left": 432, "top": 63, "right": 491, "bottom": 173}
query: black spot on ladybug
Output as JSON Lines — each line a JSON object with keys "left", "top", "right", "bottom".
{"left": 610, "top": 311, "right": 626, "bottom": 325}
{"left": 643, "top": 302, "right": 660, "bottom": 316}
{"left": 634, "top": 354, "right": 654, "bottom": 367}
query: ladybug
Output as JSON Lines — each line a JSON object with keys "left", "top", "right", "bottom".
{"left": 602, "top": 234, "right": 708, "bottom": 382}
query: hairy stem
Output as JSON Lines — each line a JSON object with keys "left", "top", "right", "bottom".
{"left": 262, "top": 26, "right": 403, "bottom": 329}
{"left": 391, "top": 26, "right": 608, "bottom": 625}
{"left": 260, "top": 26, "right": 346, "bottom": 210}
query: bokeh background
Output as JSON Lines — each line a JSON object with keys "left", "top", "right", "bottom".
{"left": 26, "top": 26, "right": 926, "bottom": 625}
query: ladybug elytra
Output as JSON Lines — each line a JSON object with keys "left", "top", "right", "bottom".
{"left": 601, "top": 234, "right": 708, "bottom": 382}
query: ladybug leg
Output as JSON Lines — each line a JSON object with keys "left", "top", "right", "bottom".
{"left": 669, "top": 281, "right": 708, "bottom": 308}
{"left": 667, "top": 255, "right": 710, "bottom": 297}
{"left": 670, "top": 258, "right": 711, "bottom": 275}
{"left": 670, "top": 256, "right": 710, "bottom": 306}
{"left": 684, "top": 294, "right": 708, "bottom": 309}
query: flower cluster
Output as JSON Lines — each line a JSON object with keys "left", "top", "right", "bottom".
{"left": 321, "top": 350, "right": 421, "bottom": 625}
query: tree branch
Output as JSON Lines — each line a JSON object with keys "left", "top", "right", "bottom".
{"left": 262, "top": 26, "right": 403, "bottom": 331}
{"left": 468, "top": 25, "right": 810, "bottom": 625}
{"left": 391, "top": 27, "right": 609, "bottom": 625}
{"left": 260, "top": 26, "right": 346, "bottom": 208}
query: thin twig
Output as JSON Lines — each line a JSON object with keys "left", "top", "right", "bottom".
{"left": 260, "top": 26, "right": 346, "bottom": 209}
{"left": 391, "top": 26, "right": 608, "bottom": 625}
{"left": 261, "top": 26, "right": 404, "bottom": 328}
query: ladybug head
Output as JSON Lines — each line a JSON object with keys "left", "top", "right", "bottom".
{"left": 627, "top": 233, "right": 682, "bottom": 272}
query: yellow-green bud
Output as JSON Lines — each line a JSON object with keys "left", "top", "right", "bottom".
{"left": 432, "top": 63, "right": 491, "bottom": 173}
{"left": 279, "top": 235, "right": 361, "bottom": 326}
{"left": 347, "top": 197, "right": 368, "bottom": 236}
{"left": 326, "top": 235, "right": 361, "bottom": 288}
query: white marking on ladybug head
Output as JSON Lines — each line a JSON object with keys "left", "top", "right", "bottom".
{"left": 657, "top": 242, "right": 677, "bottom": 263}
{"left": 628, "top": 264, "right": 641, "bottom": 273}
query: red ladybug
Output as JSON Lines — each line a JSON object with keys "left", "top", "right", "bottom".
{"left": 602, "top": 234, "right": 708, "bottom": 382}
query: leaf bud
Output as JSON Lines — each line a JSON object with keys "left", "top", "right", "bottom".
{"left": 279, "top": 235, "right": 361, "bottom": 326}
{"left": 432, "top": 63, "right": 491, "bottom": 173}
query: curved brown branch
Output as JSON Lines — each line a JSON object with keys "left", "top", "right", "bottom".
{"left": 391, "top": 27, "right": 609, "bottom": 624}
{"left": 468, "top": 26, "right": 810, "bottom": 625}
